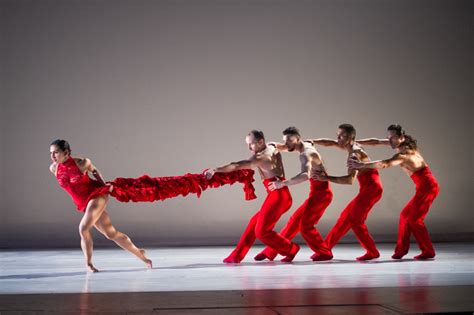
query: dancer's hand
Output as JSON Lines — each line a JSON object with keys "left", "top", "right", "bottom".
{"left": 268, "top": 179, "right": 286, "bottom": 191}
{"left": 312, "top": 170, "right": 328, "bottom": 181}
{"left": 105, "top": 183, "right": 114, "bottom": 192}
{"left": 204, "top": 168, "right": 216, "bottom": 179}
{"left": 347, "top": 158, "right": 363, "bottom": 169}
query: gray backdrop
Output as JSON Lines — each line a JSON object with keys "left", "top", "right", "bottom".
{"left": 1, "top": 0, "right": 472, "bottom": 248}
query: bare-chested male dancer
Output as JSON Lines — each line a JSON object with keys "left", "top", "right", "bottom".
{"left": 349, "top": 124, "right": 440, "bottom": 259}
{"left": 205, "top": 130, "right": 300, "bottom": 263}
{"left": 313, "top": 124, "right": 383, "bottom": 260}
{"left": 254, "top": 127, "right": 334, "bottom": 262}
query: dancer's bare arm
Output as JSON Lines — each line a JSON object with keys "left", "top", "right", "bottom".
{"left": 269, "top": 154, "right": 312, "bottom": 190}
{"left": 313, "top": 151, "right": 363, "bottom": 185}
{"left": 267, "top": 142, "right": 288, "bottom": 152}
{"left": 311, "top": 138, "right": 339, "bottom": 147}
{"left": 315, "top": 167, "right": 358, "bottom": 185}
{"left": 205, "top": 157, "right": 260, "bottom": 179}
{"left": 78, "top": 158, "right": 106, "bottom": 185}
{"left": 356, "top": 138, "right": 390, "bottom": 146}
{"left": 348, "top": 153, "right": 404, "bottom": 170}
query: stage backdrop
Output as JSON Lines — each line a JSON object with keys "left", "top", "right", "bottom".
{"left": 1, "top": 0, "right": 472, "bottom": 248}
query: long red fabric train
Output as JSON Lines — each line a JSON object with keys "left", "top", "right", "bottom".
{"left": 110, "top": 170, "right": 256, "bottom": 203}
{"left": 56, "top": 156, "right": 256, "bottom": 212}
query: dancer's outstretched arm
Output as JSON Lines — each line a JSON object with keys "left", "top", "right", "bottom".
{"left": 267, "top": 140, "right": 313, "bottom": 153}
{"left": 311, "top": 138, "right": 339, "bottom": 147}
{"left": 205, "top": 158, "right": 260, "bottom": 179}
{"left": 267, "top": 142, "right": 288, "bottom": 152}
{"left": 348, "top": 153, "right": 404, "bottom": 170}
{"left": 314, "top": 166, "right": 358, "bottom": 185}
{"left": 269, "top": 152, "right": 314, "bottom": 191}
{"left": 356, "top": 138, "right": 390, "bottom": 146}
{"left": 313, "top": 150, "right": 366, "bottom": 185}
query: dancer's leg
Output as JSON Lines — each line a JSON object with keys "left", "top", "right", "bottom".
{"left": 255, "top": 201, "right": 306, "bottom": 261}
{"left": 392, "top": 200, "right": 413, "bottom": 259}
{"left": 300, "top": 189, "right": 333, "bottom": 260}
{"left": 254, "top": 188, "right": 299, "bottom": 262}
{"left": 409, "top": 184, "right": 439, "bottom": 259}
{"left": 325, "top": 200, "right": 354, "bottom": 249}
{"left": 94, "top": 210, "right": 152, "bottom": 268}
{"left": 223, "top": 211, "right": 260, "bottom": 263}
{"left": 79, "top": 195, "right": 108, "bottom": 272}
{"left": 348, "top": 195, "right": 380, "bottom": 261}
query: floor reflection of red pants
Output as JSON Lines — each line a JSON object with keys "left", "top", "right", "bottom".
{"left": 225, "top": 177, "right": 297, "bottom": 262}
{"left": 258, "top": 179, "right": 333, "bottom": 260}
{"left": 394, "top": 167, "right": 439, "bottom": 256}
{"left": 325, "top": 169, "right": 383, "bottom": 255}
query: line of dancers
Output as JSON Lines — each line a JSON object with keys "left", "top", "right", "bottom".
{"left": 50, "top": 123, "right": 439, "bottom": 272}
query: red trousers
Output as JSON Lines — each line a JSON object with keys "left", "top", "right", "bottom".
{"left": 394, "top": 167, "right": 439, "bottom": 257}
{"left": 225, "top": 177, "right": 297, "bottom": 262}
{"left": 258, "top": 179, "right": 333, "bottom": 260}
{"left": 325, "top": 169, "right": 383, "bottom": 256}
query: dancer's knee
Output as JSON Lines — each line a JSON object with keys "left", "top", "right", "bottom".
{"left": 348, "top": 214, "right": 364, "bottom": 226}
{"left": 299, "top": 217, "right": 314, "bottom": 233}
{"left": 78, "top": 225, "right": 91, "bottom": 239}
{"left": 374, "top": 185, "right": 383, "bottom": 197}
{"left": 255, "top": 226, "right": 272, "bottom": 240}
{"left": 103, "top": 230, "right": 118, "bottom": 240}
{"left": 408, "top": 218, "right": 425, "bottom": 229}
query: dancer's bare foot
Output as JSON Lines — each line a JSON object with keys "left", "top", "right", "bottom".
{"left": 139, "top": 249, "right": 153, "bottom": 268}
{"left": 87, "top": 263, "right": 99, "bottom": 273}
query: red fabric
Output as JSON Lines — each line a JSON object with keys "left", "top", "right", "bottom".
{"left": 223, "top": 177, "right": 299, "bottom": 263}
{"left": 394, "top": 166, "right": 439, "bottom": 258}
{"left": 56, "top": 158, "right": 256, "bottom": 212}
{"left": 108, "top": 169, "right": 256, "bottom": 203}
{"left": 325, "top": 169, "right": 383, "bottom": 257}
{"left": 56, "top": 157, "right": 110, "bottom": 212}
{"left": 258, "top": 179, "right": 333, "bottom": 260}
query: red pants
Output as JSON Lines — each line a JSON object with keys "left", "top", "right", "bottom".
{"left": 394, "top": 167, "right": 439, "bottom": 257}
{"left": 258, "top": 179, "right": 333, "bottom": 260}
{"left": 224, "top": 177, "right": 297, "bottom": 262}
{"left": 325, "top": 169, "right": 383, "bottom": 256}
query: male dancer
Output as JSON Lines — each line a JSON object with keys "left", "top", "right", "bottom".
{"left": 313, "top": 124, "right": 383, "bottom": 260}
{"left": 349, "top": 124, "right": 440, "bottom": 259}
{"left": 254, "top": 127, "right": 333, "bottom": 262}
{"left": 205, "top": 130, "right": 300, "bottom": 263}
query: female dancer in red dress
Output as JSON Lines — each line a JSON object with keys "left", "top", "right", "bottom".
{"left": 50, "top": 139, "right": 152, "bottom": 272}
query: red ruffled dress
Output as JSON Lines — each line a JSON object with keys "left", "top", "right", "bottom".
{"left": 56, "top": 157, "right": 109, "bottom": 212}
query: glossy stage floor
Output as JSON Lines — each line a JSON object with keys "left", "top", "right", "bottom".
{"left": 1, "top": 243, "right": 473, "bottom": 314}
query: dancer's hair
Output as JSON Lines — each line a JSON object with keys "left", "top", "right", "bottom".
{"left": 338, "top": 123, "right": 356, "bottom": 139}
{"left": 282, "top": 126, "right": 300, "bottom": 137}
{"left": 400, "top": 135, "right": 418, "bottom": 150}
{"left": 50, "top": 139, "right": 71, "bottom": 153}
{"left": 387, "top": 124, "right": 406, "bottom": 137}
{"left": 248, "top": 130, "right": 265, "bottom": 141}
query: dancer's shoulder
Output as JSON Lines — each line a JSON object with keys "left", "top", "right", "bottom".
{"left": 75, "top": 157, "right": 93, "bottom": 171}
{"left": 49, "top": 162, "right": 57, "bottom": 174}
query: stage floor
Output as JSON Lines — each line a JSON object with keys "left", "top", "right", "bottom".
{"left": 1, "top": 243, "right": 473, "bottom": 314}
